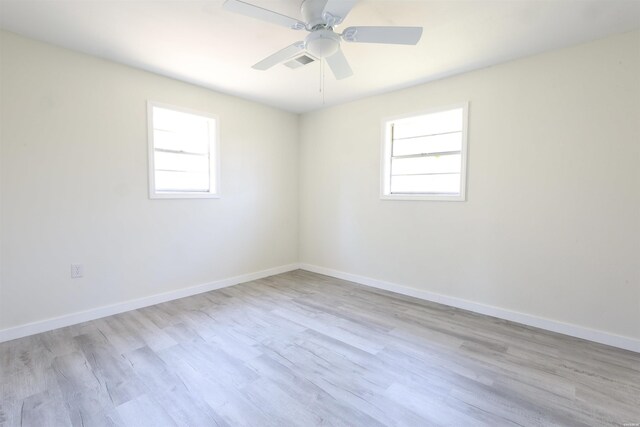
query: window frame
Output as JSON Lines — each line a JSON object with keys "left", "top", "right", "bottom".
{"left": 147, "top": 101, "right": 221, "bottom": 199}
{"left": 380, "top": 102, "right": 469, "bottom": 202}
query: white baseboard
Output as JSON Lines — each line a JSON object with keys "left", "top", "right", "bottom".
{"left": 4, "top": 262, "right": 638, "bottom": 353}
{"left": 299, "top": 263, "right": 640, "bottom": 354}
{"left": 0, "top": 263, "right": 299, "bottom": 344}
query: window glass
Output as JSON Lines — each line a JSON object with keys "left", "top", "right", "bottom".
{"left": 148, "top": 103, "right": 219, "bottom": 198}
{"left": 382, "top": 104, "right": 468, "bottom": 201}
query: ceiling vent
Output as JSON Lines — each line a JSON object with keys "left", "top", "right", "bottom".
{"left": 283, "top": 54, "right": 317, "bottom": 69}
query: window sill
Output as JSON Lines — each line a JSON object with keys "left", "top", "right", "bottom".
{"left": 150, "top": 192, "right": 220, "bottom": 200}
{"left": 380, "top": 193, "right": 466, "bottom": 202}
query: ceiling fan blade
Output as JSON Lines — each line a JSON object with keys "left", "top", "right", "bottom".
{"left": 342, "top": 26, "right": 423, "bottom": 45}
{"left": 252, "top": 42, "right": 305, "bottom": 70}
{"left": 223, "top": 0, "right": 306, "bottom": 30}
{"left": 321, "top": 0, "right": 358, "bottom": 25}
{"left": 325, "top": 48, "right": 353, "bottom": 80}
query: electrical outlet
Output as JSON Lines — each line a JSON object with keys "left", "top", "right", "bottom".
{"left": 71, "top": 264, "right": 83, "bottom": 278}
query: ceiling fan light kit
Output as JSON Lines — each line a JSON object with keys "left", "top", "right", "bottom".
{"left": 222, "top": 0, "right": 423, "bottom": 80}
{"left": 305, "top": 30, "right": 340, "bottom": 58}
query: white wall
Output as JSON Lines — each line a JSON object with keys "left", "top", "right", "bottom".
{"left": 299, "top": 31, "right": 640, "bottom": 342}
{"left": 1, "top": 29, "right": 638, "bottom": 348}
{"left": 0, "top": 31, "right": 299, "bottom": 331}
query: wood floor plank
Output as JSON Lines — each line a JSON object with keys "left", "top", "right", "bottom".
{"left": 19, "top": 391, "right": 73, "bottom": 427}
{"left": 115, "top": 394, "right": 177, "bottom": 427}
{"left": 1, "top": 270, "right": 638, "bottom": 426}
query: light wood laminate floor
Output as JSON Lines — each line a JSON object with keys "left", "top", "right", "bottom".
{"left": 1, "top": 270, "right": 639, "bottom": 426}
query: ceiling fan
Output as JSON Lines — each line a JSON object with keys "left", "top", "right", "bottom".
{"left": 222, "top": 0, "right": 423, "bottom": 79}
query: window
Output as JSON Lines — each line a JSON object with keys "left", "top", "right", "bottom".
{"left": 381, "top": 103, "right": 468, "bottom": 201}
{"left": 147, "top": 102, "right": 219, "bottom": 199}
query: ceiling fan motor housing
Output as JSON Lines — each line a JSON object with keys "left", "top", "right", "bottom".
{"left": 305, "top": 29, "right": 340, "bottom": 58}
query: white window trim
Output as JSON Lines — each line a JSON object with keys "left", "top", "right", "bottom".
{"left": 147, "top": 101, "right": 221, "bottom": 199}
{"left": 380, "top": 102, "right": 469, "bottom": 202}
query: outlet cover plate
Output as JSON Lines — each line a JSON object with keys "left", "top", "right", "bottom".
{"left": 71, "top": 264, "right": 83, "bottom": 278}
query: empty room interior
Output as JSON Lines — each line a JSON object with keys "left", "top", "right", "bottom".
{"left": 1, "top": 0, "right": 639, "bottom": 425}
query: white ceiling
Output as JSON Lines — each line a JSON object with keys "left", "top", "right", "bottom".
{"left": 1, "top": 0, "right": 639, "bottom": 113}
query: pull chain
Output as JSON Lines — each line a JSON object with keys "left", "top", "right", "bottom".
{"left": 319, "top": 59, "right": 326, "bottom": 105}
{"left": 320, "top": 59, "right": 324, "bottom": 105}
